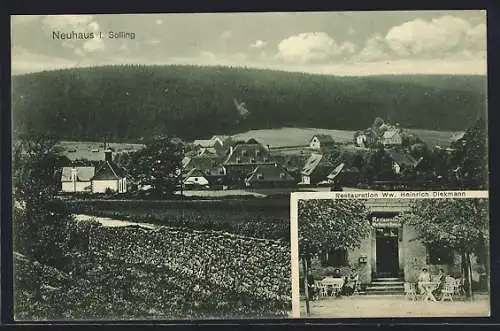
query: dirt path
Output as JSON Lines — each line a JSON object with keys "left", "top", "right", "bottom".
{"left": 300, "top": 295, "right": 489, "bottom": 318}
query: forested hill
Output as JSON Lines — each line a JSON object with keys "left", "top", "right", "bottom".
{"left": 12, "top": 65, "right": 487, "bottom": 142}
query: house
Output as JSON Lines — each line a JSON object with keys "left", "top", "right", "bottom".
{"left": 299, "top": 153, "right": 334, "bottom": 185}
{"left": 61, "top": 166, "right": 94, "bottom": 193}
{"left": 183, "top": 168, "right": 209, "bottom": 187}
{"left": 385, "top": 149, "right": 423, "bottom": 175}
{"left": 211, "top": 135, "right": 233, "bottom": 149}
{"left": 193, "top": 139, "right": 223, "bottom": 153}
{"left": 223, "top": 143, "right": 275, "bottom": 185}
{"left": 183, "top": 155, "right": 227, "bottom": 186}
{"left": 245, "top": 163, "right": 296, "bottom": 188}
{"left": 382, "top": 130, "right": 403, "bottom": 146}
{"left": 91, "top": 149, "right": 127, "bottom": 193}
{"left": 356, "top": 134, "right": 368, "bottom": 148}
{"left": 309, "top": 134, "right": 335, "bottom": 150}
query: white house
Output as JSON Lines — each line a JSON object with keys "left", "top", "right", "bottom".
{"left": 382, "top": 130, "right": 403, "bottom": 146}
{"left": 309, "top": 134, "right": 335, "bottom": 150}
{"left": 91, "top": 149, "right": 127, "bottom": 193}
{"left": 61, "top": 167, "right": 94, "bottom": 193}
{"left": 356, "top": 134, "right": 368, "bottom": 148}
{"left": 183, "top": 168, "right": 209, "bottom": 187}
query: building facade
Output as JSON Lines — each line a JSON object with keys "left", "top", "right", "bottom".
{"left": 318, "top": 199, "right": 485, "bottom": 287}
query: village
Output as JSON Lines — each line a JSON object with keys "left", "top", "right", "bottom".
{"left": 59, "top": 119, "right": 462, "bottom": 197}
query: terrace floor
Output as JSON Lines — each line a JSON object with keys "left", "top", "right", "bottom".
{"left": 299, "top": 294, "right": 490, "bottom": 318}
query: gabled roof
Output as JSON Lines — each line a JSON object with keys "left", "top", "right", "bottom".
{"left": 301, "top": 153, "right": 332, "bottom": 176}
{"left": 61, "top": 167, "right": 95, "bottom": 182}
{"left": 246, "top": 164, "right": 295, "bottom": 183}
{"left": 224, "top": 143, "right": 274, "bottom": 165}
{"left": 183, "top": 168, "right": 206, "bottom": 180}
{"left": 92, "top": 161, "right": 126, "bottom": 180}
{"left": 183, "top": 155, "right": 226, "bottom": 176}
{"left": 327, "top": 163, "right": 345, "bottom": 180}
{"left": 311, "top": 134, "right": 335, "bottom": 144}
{"left": 385, "top": 149, "right": 419, "bottom": 167}
{"left": 198, "top": 147, "right": 218, "bottom": 156}
{"left": 193, "top": 139, "right": 221, "bottom": 148}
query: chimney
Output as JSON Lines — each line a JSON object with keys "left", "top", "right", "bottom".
{"left": 105, "top": 148, "right": 112, "bottom": 162}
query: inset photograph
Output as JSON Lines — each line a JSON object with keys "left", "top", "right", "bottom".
{"left": 290, "top": 191, "right": 489, "bottom": 318}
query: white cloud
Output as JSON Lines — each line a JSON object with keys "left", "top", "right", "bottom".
{"left": 249, "top": 40, "right": 267, "bottom": 49}
{"left": 156, "top": 19, "right": 163, "bottom": 25}
{"left": 83, "top": 38, "right": 105, "bottom": 52}
{"left": 40, "top": 15, "right": 105, "bottom": 55}
{"left": 41, "top": 15, "right": 95, "bottom": 31}
{"left": 385, "top": 15, "right": 486, "bottom": 58}
{"left": 148, "top": 39, "right": 161, "bottom": 45}
{"left": 277, "top": 32, "right": 357, "bottom": 64}
{"left": 354, "top": 34, "right": 391, "bottom": 61}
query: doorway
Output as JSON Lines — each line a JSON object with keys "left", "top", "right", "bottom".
{"left": 375, "top": 228, "right": 399, "bottom": 277}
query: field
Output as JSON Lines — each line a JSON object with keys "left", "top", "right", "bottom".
{"left": 55, "top": 126, "right": 461, "bottom": 162}
{"left": 14, "top": 220, "right": 292, "bottom": 320}
{"left": 232, "top": 127, "right": 460, "bottom": 149}
{"left": 57, "top": 141, "right": 144, "bottom": 161}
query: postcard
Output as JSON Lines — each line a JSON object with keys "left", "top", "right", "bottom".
{"left": 10, "top": 10, "right": 487, "bottom": 320}
{"left": 290, "top": 191, "right": 490, "bottom": 318}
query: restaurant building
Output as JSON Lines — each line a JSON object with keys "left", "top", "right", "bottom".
{"left": 315, "top": 199, "right": 486, "bottom": 293}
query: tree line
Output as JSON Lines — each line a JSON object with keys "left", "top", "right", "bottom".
{"left": 12, "top": 65, "right": 485, "bottom": 142}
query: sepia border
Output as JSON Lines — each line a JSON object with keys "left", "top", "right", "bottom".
{"left": 290, "top": 190, "right": 490, "bottom": 318}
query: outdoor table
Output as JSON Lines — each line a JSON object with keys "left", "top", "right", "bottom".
{"left": 420, "top": 281, "right": 440, "bottom": 302}
{"left": 321, "top": 277, "right": 345, "bottom": 296}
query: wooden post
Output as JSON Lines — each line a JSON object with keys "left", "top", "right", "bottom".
{"left": 302, "top": 255, "right": 310, "bottom": 317}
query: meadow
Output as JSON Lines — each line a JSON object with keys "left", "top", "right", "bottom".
{"left": 232, "top": 127, "right": 459, "bottom": 149}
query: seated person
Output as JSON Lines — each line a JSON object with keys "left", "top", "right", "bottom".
{"left": 341, "top": 268, "right": 359, "bottom": 296}
{"left": 417, "top": 268, "right": 431, "bottom": 294}
{"left": 432, "top": 269, "right": 447, "bottom": 300}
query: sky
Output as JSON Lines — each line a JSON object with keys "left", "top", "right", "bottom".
{"left": 11, "top": 10, "right": 487, "bottom": 76}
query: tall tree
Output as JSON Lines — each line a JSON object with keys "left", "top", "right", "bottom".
{"left": 449, "top": 118, "right": 488, "bottom": 189}
{"left": 399, "top": 198, "right": 489, "bottom": 299}
{"left": 12, "top": 133, "right": 74, "bottom": 269}
{"left": 128, "top": 136, "right": 184, "bottom": 197}
{"left": 298, "top": 199, "right": 370, "bottom": 264}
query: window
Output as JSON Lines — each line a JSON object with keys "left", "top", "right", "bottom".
{"left": 322, "top": 248, "right": 348, "bottom": 267}
{"left": 257, "top": 173, "right": 264, "bottom": 180}
{"left": 236, "top": 157, "right": 241, "bottom": 164}
{"left": 427, "top": 245, "right": 454, "bottom": 264}
{"left": 251, "top": 158, "right": 256, "bottom": 163}
{"left": 194, "top": 178, "right": 198, "bottom": 182}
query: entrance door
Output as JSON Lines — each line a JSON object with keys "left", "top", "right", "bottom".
{"left": 375, "top": 228, "right": 399, "bottom": 277}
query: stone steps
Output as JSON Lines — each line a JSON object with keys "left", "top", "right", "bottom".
{"left": 366, "top": 277, "right": 404, "bottom": 295}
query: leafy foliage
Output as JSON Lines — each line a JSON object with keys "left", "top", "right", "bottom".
{"left": 399, "top": 199, "right": 489, "bottom": 253}
{"left": 297, "top": 199, "right": 370, "bottom": 255}
{"left": 128, "top": 136, "right": 184, "bottom": 196}
{"left": 450, "top": 118, "right": 488, "bottom": 189}
{"left": 12, "top": 66, "right": 485, "bottom": 141}
{"left": 13, "top": 134, "right": 75, "bottom": 269}
{"left": 399, "top": 198, "right": 489, "bottom": 298}
{"left": 14, "top": 224, "right": 291, "bottom": 320}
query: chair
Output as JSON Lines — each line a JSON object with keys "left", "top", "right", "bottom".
{"left": 353, "top": 282, "right": 361, "bottom": 295}
{"left": 441, "top": 282, "right": 455, "bottom": 302}
{"left": 404, "top": 282, "right": 418, "bottom": 301}
{"left": 331, "top": 283, "right": 342, "bottom": 297}
{"left": 315, "top": 281, "right": 328, "bottom": 298}
{"left": 455, "top": 279, "right": 465, "bottom": 296}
